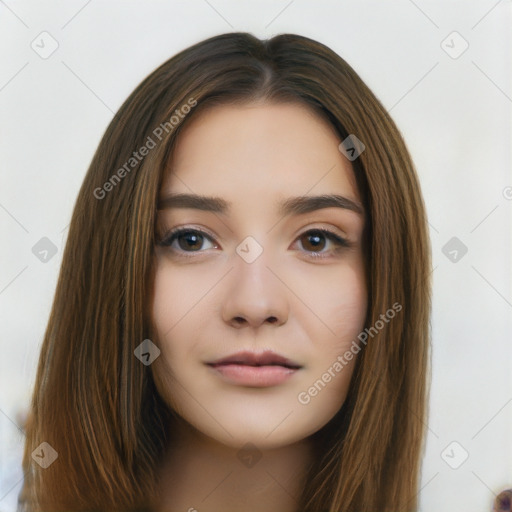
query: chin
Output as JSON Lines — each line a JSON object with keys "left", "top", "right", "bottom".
{"left": 184, "top": 404, "right": 338, "bottom": 451}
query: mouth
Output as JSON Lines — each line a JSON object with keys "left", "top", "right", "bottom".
{"left": 205, "top": 350, "right": 302, "bottom": 387}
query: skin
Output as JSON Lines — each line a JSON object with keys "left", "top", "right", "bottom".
{"left": 149, "top": 101, "right": 368, "bottom": 512}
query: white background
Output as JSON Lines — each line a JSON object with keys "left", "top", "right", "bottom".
{"left": 1, "top": 1, "right": 511, "bottom": 511}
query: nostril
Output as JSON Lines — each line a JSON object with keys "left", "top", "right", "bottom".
{"left": 231, "top": 315, "right": 279, "bottom": 326}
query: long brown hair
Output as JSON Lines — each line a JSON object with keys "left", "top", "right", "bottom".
{"left": 19, "top": 32, "right": 431, "bottom": 512}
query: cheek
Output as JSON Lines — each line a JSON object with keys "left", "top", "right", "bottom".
{"left": 285, "top": 259, "right": 367, "bottom": 412}
{"left": 300, "top": 257, "right": 368, "bottom": 347}
{"left": 151, "top": 265, "right": 178, "bottom": 333}
{"left": 149, "top": 263, "right": 221, "bottom": 397}
{"left": 150, "top": 262, "right": 217, "bottom": 342}
{"left": 326, "top": 275, "right": 367, "bottom": 344}
{"left": 294, "top": 272, "right": 366, "bottom": 424}
{"left": 149, "top": 267, "right": 196, "bottom": 390}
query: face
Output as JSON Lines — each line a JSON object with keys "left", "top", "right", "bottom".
{"left": 149, "top": 101, "right": 367, "bottom": 450}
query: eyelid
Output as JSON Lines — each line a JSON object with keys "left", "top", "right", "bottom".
{"left": 156, "top": 224, "right": 219, "bottom": 251}
{"left": 157, "top": 223, "right": 218, "bottom": 242}
{"left": 292, "top": 222, "right": 349, "bottom": 243}
{"left": 293, "top": 227, "right": 351, "bottom": 259}
{"left": 156, "top": 223, "right": 351, "bottom": 259}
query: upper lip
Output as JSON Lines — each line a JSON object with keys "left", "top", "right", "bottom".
{"left": 206, "top": 350, "right": 302, "bottom": 369}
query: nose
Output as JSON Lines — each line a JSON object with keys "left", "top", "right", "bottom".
{"left": 221, "top": 248, "right": 289, "bottom": 329}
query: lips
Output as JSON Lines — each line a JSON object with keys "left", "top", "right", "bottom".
{"left": 207, "top": 350, "right": 302, "bottom": 369}
{"left": 206, "top": 350, "right": 302, "bottom": 387}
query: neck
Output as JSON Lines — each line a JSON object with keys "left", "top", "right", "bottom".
{"left": 155, "top": 417, "right": 314, "bottom": 512}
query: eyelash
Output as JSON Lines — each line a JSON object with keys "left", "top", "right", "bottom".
{"left": 156, "top": 226, "right": 351, "bottom": 261}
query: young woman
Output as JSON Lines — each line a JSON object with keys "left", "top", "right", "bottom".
{"left": 19, "top": 32, "right": 433, "bottom": 511}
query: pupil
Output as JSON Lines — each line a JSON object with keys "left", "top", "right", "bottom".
{"left": 179, "top": 232, "right": 202, "bottom": 251}
{"left": 174, "top": 231, "right": 327, "bottom": 253}
{"left": 304, "top": 231, "right": 325, "bottom": 251}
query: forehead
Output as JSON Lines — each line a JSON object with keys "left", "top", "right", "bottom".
{"left": 160, "top": 102, "right": 361, "bottom": 207}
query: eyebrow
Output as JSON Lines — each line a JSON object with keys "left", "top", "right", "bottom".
{"left": 157, "top": 193, "right": 364, "bottom": 216}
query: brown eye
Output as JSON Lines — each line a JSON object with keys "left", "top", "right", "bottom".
{"left": 159, "top": 228, "right": 216, "bottom": 253}
{"left": 300, "top": 230, "right": 328, "bottom": 252}
{"left": 294, "top": 228, "right": 350, "bottom": 259}
{"left": 176, "top": 231, "right": 204, "bottom": 251}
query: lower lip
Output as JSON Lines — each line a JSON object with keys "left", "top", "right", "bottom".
{"left": 207, "top": 364, "right": 299, "bottom": 387}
